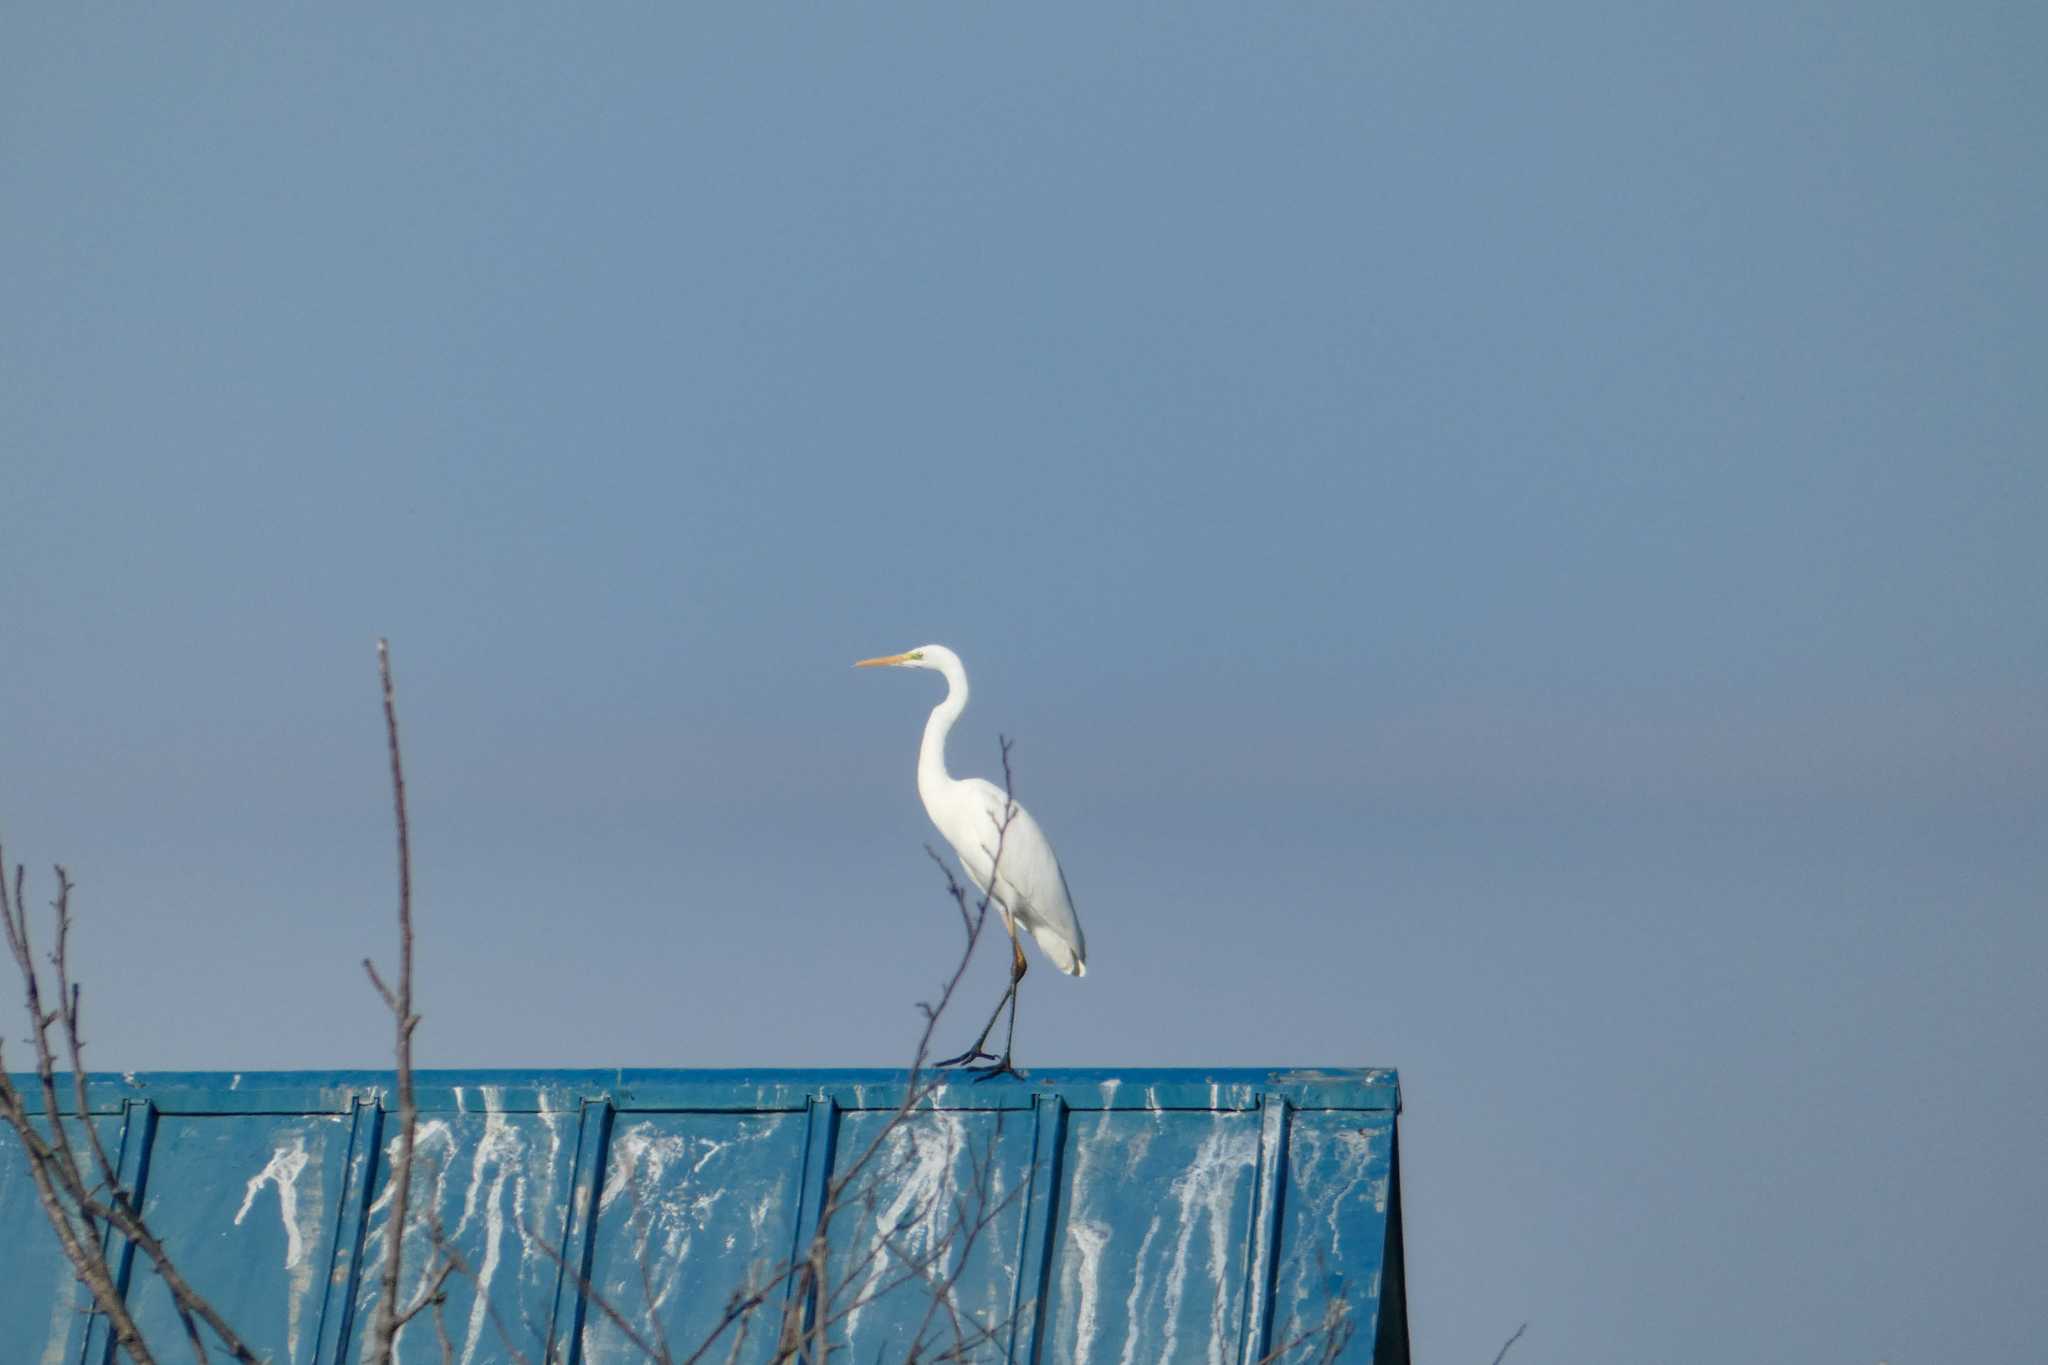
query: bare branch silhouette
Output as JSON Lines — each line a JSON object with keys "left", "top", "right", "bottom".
{"left": 0, "top": 854, "right": 263, "bottom": 1363}
{"left": 363, "top": 637, "right": 438, "bottom": 1361}
{"left": 357, "top": 638, "right": 478, "bottom": 1363}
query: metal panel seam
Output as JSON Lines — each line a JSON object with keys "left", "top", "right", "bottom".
{"left": 317, "top": 1094, "right": 386, "bottom": 1365}
{"left": 547, "top": 1096, "right": 615, "bottom": 1365}
{"left": 1005, "top": 1092, "right": 1068, "bottom": 1364}
{"left": 1236, "top": 1094, "right": 1292, "bottom": 1365}
{"left": 78, "top": 1098, "right": 158, "bottom": 1365}
{"left": 782, "top": 1094, "right": 842, "bottom": 1322}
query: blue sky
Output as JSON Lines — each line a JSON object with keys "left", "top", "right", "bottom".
{"left": 4, "top": 5, "right": 2044, "bottom": 1361}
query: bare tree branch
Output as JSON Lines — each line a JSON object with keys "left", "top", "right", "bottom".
{"left": 1252, "top": 1291, "right": 1358, "bottom": 1365}
{"left": 1, "top": 849, "right": 264, "bottom": 1363}
{"left": 0, "top": 1046, "right": 149, "bottom": 1363}
{"left": 366, "top": 637, "right": 426, "bottom": 1365}
{"left": 391, "top": 1255, "right": 459, "bottom": 1331}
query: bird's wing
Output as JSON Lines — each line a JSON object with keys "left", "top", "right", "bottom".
{"left": 957, "top": 778, "right": 1086, "bottom": 973}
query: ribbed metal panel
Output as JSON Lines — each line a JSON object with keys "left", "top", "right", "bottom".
{"left": 3, "top": 1068, "right": 1405, "bottom": 1363}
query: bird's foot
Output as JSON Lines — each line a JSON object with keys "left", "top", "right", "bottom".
{"left": 970, "top": 1056, "right": 1026, "bottom": 1084}
{"left": 933, "top": 1046, "right": 998, "bottom": 1069}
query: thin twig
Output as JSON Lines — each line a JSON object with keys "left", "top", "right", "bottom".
{"left": 53, "top": 873, "right": 132, "bottom": 1224}
{"left": 368, "top": 638, "right": 425, "bottom": 1365}
{"left": 430, "top": 1284, "right": 456, "bottom": 1365}
{"left": 1253, "top": 1292, "right": 1357, "bottom": 1365}
{"left": 1, "top": 851, "right": 262, "bottom": 1363}
{"left": 0, "top": 1062, "right": 152, "bottom": 1364}
{"left": 392, "top": 1256, "right": 460, "bottom": 1330}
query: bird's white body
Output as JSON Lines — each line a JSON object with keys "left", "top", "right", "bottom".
{"left": 872, "top": 645, "right": 1088, "bottom": 977}
{"left": 923, "top": 776, "right": 1087, "bottom": 976}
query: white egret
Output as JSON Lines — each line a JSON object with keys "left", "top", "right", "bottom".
{"left": 855, "top": 644, "right": 1086, "bottom": 1075}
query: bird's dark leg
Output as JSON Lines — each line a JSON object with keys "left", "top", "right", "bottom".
{"left": 936, "top": 921, "right": 1030, "bottom": 1072}
{"left": 971, "top": 929, "right": 1030, "bottom": 1083}
{"left": 933, "top": 983, "right": 1011, "bottom": 1068}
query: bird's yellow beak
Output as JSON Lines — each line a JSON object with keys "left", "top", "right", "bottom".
{"left": 854, "top": 652, "right": 913, "bottom": 668}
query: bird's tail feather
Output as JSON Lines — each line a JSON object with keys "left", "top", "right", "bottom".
{"left": 1029, "top": 925, "right": 1086, "bottom": 977}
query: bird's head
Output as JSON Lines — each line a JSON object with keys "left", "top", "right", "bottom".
{"left": 853, "top": 644, "right": 955, "bottom": 673}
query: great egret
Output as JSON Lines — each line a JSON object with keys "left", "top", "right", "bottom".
{"left": 855, "top": 644, "right": 1086, "bottom": 1076}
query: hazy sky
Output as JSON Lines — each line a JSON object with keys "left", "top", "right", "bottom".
{"left": 5, "top": 5, "right": 2044, "bottom": 1362}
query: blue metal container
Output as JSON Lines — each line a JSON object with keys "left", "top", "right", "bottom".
{"left": 3, "top": 1068, "right": 1406, "bottom": 1363}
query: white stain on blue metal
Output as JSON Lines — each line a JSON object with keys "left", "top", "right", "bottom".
{"left": 1118, "top": 1213, "right": 1165, "bottom": 1365}
{"left": 457, "top": 1091, "right": 517, "bottom": 1364}
{"left": 1061, "top": 1094, "right": 1125, "bottom": 1364}
{"left": 233, "top": 1135, "right": 312, "bottom": 1266}
{"left": 233, "top": 1132, "right": 319, "bottom": 1358}
{"left": 536, "top": 1090, "right": 565, "bottom": 1252}
{"left": 358, "top": 1118, "right": 457, "bottom": 1362}
{"left": 1068, "top": 1218, "right": 1110, "bottom": 1362}
{"left": 38, "top": 1254, "right": 72, "bottom": 1365}
{"left": 1160, "top": 1118, "right": 1257, "bottom": 1365}
{"left": 1301, "top": 1123, "right": 1378, "bottom": 1260}
{"left": 1270, "top": 1112, "right": 1399, "bottom": 1357}
{"left": 840, "top": 1111, "right": 968, "bottom": 1343}
{"left": 602, "top": 1119, "right": 700, "bottom": 1283}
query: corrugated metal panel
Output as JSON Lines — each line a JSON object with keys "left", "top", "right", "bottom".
{"left": 3, "top": 1068, "right": 1406, "bottom": 1363}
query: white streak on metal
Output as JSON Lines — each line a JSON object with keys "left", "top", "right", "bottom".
{"left": 360, "top": 1119, "right": 457, "bottom": 1363}
{"left": 234, "top": 1130, "right": 320, "bottom": 1359}
{"left": 459, "top": 1086, "right": 518, "bottom": 1365}
{"left": 1120, "top": 1124, "right": 1156, "bottom": 1178}
{"left": 1116, "top": 1215, "right": 1163, "bottom": 1365}
{"left": 1304, "top": 1124, "right": 1375, "bottom": 1260}
{"left": 1272, "top": 1121, "right": 1383, "bottom": 1348}
{"left": 528, "top": 1091, "right": 563, "bottom": 1265}
{"left": 288, "top": 1143, "right": 324, "bottom": 1359}
{"left": 1068, "top": 1220, "right": 1110, "bottom": 1363}
{"left": 40, "top": 1257, "right": 72, "bottom": 1365}
{"left": 1160, "top": 1119, "right": 1255, "bottom": 1365}
{"left": 690, "top": 1136, "right": 728, "bottom": 1174}
{"left": 1058, "top": 1096, "right": 1122, "bottom": 1365}
{"left": 601, "top": 1122, "right": 688, "bottom": 1214}
{"left": 364, "top": 1118, "right": 453, "bottom": 1220}
{"left": 234, "top": 1134, "right": 311, "bottom": 1267}
{"left": 598, "top": 1121, "right": 705, "bottom": 1320}
{"left": 576, "top": 1114, "right": 793, "bottom": 1358}
{"left": 842, "top": 1113, "right": 966, "bottom": 1345}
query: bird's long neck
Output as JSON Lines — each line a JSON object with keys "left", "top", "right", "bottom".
{"left": 917, "top": 657, "right": 969, "bottom": 808}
